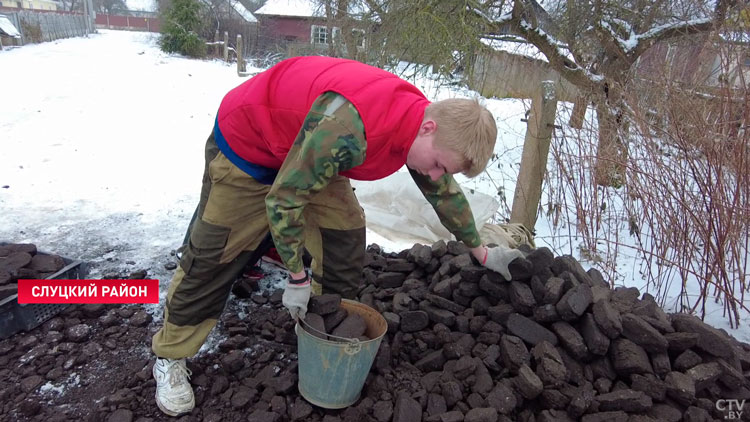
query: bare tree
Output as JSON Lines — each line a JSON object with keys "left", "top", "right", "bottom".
{"left": 93, "top": 0, "right": 129, "bottom": 14}
{"left": 360, "top": 0, "right": 491, "bottom": 74}
{"left": 58, "top": 0, "right": 81, "bottom": 12}
{"left": 345, "top": 0, "right": 738, "bottom": 185}
{"left": 313, "top": 0, "right": 369, "bottom": 60}
{"left": 499, "top": 0, "right": 736, "bottom": 185}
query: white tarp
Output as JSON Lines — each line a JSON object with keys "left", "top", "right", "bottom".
{"left": 352, "top": 172, "right": 500, "bottom": 246}
{"left": 0, "top": 15, "right": 21, "bottom": 38}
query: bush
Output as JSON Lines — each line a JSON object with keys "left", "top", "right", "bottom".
{"left": 159, "top": 0, "right": 207, "bottom": 58}
{"left": 545, "top": 32, "right": 749, "bottom": 328}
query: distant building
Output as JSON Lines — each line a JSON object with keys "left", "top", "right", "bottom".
{"left": 0, "top": 13, "right": 20, "bottom": 48}
{"left": 0, "top": 0, "right": 57, "bottom": 11}
{"left": 254, "top": 0, "right": 325, "bottom": 50}
{"left": 636, "top": 34, "right": 750, "bottom": 90}
{"left": 227, "top": 0, "right": 256, "bottom": 24}
{"left": 254, "top": 0, "right": 366, "bottom": 57}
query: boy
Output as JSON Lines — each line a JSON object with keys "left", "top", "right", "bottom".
{"left": 151, "top": 56, "right": 523, "bottom": 416}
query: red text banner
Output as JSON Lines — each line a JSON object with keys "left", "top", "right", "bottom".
{"left": 17, "top": 279, "right": 159, "bottom": 304}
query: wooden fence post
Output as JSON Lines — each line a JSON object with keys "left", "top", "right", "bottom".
{"left": 65, "top": 14, "right": 72, "bottom": 38}
{"left": 236, "top": 34, "right": 246, "bottom": 75}
{"left": 82, "top": 0, "right": 89, "bottom": 35}
{"left": 569, "top": 96, "right": 587, "bottom": 129}
{"left": 41, "top": 14, "right": 48, "bottom": 42}
{"left": 510, "top": 80, "right": 558, "bottom": 230}
{"left": 213, "top": 29, "right": 219, "bottom": 56}
{"left": 223, "top": 31, "right": 229, "bottom": 62}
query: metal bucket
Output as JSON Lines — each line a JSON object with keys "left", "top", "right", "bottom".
{"left": 295, "top": 299, "right": 387, "bottom": 409}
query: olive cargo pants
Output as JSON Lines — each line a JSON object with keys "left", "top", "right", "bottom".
{"left": 152, "top": 133, "right": 366, "bottom": 359}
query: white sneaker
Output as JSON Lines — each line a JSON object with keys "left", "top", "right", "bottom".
{"left": 153, "top": 357, "right": 195, "bottom": 416}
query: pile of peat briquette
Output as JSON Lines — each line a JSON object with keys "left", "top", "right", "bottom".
{"left": 0, "top": 240, "right": 748, "bottom": 422}
{"left": 352, "top": 241, "right": 750, "bottom": 422}
{"left": 0, "top": 243, "right": 68, "bottom": 299}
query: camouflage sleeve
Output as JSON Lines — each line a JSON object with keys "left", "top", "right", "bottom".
{"left": 265, "top": 92, "right": 366, "bottom": 274}
{"left": 409, "top": 168, "right": 482, "bottom": 248}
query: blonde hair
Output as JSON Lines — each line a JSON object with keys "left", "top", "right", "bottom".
{"left": 425, "top": 98, "right": 497, "bottom": 178}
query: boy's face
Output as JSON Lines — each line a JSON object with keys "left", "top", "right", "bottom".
{"left": 407, "top": 121, "right": 464, "bottom": 181}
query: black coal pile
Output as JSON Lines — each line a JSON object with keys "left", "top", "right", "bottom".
{"left": 0, "top": 239, "right": 748, "bottom": 422}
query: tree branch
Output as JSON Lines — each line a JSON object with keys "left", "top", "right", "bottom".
{"left": 631, "top": 18, "right": 714, "bottom": 58}
{"left": 361, "top": 0, "right": 385, "bottom": 19}
{"left": 508, "top": 1, "right": 601, "bottom": 92}
{"left": 594, "top": 20, "right": 632, "bottom": 66}
{"left": 631, "top": 0, "right": 735, "bottom": 58}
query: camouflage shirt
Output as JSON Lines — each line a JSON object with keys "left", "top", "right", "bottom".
{"left": 266, "top": 92, "right": 481, "bottom": 273}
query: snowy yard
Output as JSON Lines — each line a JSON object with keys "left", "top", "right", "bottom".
{"left": 0, "top": 29, "right": 747, "bottom": 342}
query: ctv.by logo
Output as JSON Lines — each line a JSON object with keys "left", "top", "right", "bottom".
{"left": 717, "top": 399, "right": 746, "bottom": 420}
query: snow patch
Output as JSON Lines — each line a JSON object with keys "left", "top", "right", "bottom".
{"left": 39, "top": 373, "right": 81, "bottom": 397}
{"left": 39, "top": 382, "right": 65, "bottom": 396}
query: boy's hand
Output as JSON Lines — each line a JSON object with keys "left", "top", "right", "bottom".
{"left": 282, "top": 274, "right": 311, "bottom": 320}
{"left": 481, "top": 245, "right": 524, "bottom": 281}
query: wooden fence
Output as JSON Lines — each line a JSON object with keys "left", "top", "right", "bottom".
{"left": 0, "top": 9, "right": 92, "bottom": 46}
{"left": 470, "top": 46, "right": 581, "bottom": 103}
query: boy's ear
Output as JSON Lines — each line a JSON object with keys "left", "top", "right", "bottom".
{"left": 420, "top": 119, "right": 437, "bottom": 135}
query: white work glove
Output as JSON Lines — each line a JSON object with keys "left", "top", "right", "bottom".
{"left": 482, "top": 245, "right": 524, "bottom": 281}
{"left": 282, "top": 274, "right": 311, "bottom": 321}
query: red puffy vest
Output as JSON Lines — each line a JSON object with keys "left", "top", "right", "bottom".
{"left": 216, "top": 56, "right": 430, "bottom": 180}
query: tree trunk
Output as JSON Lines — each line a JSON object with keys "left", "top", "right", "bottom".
{"left": 594, "top": 93, "right": 629, "bottom": 187}
{"left": 323, "top": 0, "right": 336, "bottom": 57}
{"left": 334, "top": 0, "right": 361, "bottom": 60}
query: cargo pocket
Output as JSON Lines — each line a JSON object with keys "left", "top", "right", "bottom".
{"left": 208, "top": 153, "right": 233, "bottom": 185}
{"left": 180, "top": 218, "right": 231, "bottom": 280}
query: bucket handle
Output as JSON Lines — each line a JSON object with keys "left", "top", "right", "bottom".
{"left": 299, "top": 317, "right": 363, "bottom": 355}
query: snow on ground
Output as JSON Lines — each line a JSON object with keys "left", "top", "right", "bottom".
{"left": 39, "top": 382, "right": 65, "bottom": 396}
{"left": 0, "top": 30, "right": 248, "bottom": 310}
{"left": 0, "top": 30, "right": 747, "bottom": 342}
{"left": 38, "top": 373, "right": 80, "bottom": 398}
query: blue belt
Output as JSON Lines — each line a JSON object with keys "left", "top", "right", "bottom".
{"left": 214, "top": 117, "right": 278, "bottom": 185}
